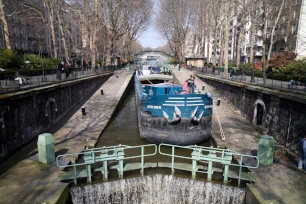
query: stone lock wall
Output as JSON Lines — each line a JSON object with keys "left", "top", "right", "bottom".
{"left": 198, "top": 75, "right": 306, "bottom": 154}
{"left": 0, "top": 73, "right": 111, "bottom": 160}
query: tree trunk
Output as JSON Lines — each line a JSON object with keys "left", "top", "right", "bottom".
{"left": 91, "top": 0, "right": 98, "bottom": 73}
{"left": 0, "top": 1, "right": 11, "bottom": 49}
{"left": 236, "top": 26, "right": 244, "bottom": 69}
{"left": 127, "top": 43, "right": 132, "bottom": 62}
{"left": 45, "top": 0, "right": 58, "bottom": 58}
{"left": 224, "top": 9, "right": 229, "bottom": 79}
{"left": 212, "top": 32, "right": 217, "bottom": 66}
{"left": 57, "top": 11, "right": 69, "bottom": 61}
{"left": 262, "top": 11, "right": 268, "bottom": 85}
{"left": 249, "top": 23, "right": 255, "bottom": 64}
{"left": 207, "top": 36, "right": 210, "bottom": 63}
{"left": 202, "top": 37, "right": 206, "bottom": 57}
{"left": 219, "top": 29, "right": 225, "bottom": 67}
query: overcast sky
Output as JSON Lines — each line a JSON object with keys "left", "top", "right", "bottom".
{"left": 138, "top": 0, "right": 166, "bottom": 48}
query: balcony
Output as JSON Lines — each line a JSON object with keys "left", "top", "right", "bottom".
{"left": 255, "top": 51, "right": 263, "bottom": 56}
{"left": 255, "top": 41, "right": 263, "bottom": 47}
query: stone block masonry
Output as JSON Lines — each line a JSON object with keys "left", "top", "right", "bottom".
{"left": 0, "top": 73, "right": 111, "bottom": 161}
{"left": 197, "top": 74, "right": 306, "bottom": 154}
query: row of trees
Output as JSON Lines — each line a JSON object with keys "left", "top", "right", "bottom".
{"left": 156, "top": 0, "right": 296, "bottom": 84}
{"left": 0, "top": 0, "right": 153, "bottom": 72}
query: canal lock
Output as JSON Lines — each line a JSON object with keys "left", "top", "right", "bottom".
{"left": 61, "top": 89, "right": 255, "bottom": 204}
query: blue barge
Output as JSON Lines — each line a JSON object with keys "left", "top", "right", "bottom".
{"left": 135, "top": 75, "right": 213, "bottom": 145}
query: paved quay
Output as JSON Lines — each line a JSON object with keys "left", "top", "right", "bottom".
{"left": 173, "top": 69, "right": 306, "bottom": 204}
{"left": 0, "top": 70, "right": 134, "bottom": 204}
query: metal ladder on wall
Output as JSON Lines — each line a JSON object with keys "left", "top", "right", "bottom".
{"left": 56, "top": 144, "right": 259, "bottom": 187}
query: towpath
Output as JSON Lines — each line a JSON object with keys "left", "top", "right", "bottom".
{"left": 0, "top": 70, "right": 134, "bottom": 203}
{"left": 173, "top": 68, "right": 306, "bottom": 204}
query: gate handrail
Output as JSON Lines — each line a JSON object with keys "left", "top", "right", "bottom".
{"left": 56, "top": 144, "right": 157, "bottom": 168}
{"left": 159, "top": 144, "right": 259, "bottom": 169}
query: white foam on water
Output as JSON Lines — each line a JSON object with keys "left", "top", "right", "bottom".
{"left": 70, "top": 174, "right": 245, "bottom": 204}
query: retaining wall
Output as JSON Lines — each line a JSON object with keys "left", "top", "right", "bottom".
{"left": 197, "top": 74, "right": 306, "bottom": 154}
{"left": 0, "top": 73, "right": 111, "bottom": 160}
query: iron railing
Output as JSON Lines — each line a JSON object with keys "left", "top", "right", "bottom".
{"left": 187, "top": 66, "right": 306, "bottom": 94}
{"left": 0, "top": 65, "right": 125, "bottom": 94}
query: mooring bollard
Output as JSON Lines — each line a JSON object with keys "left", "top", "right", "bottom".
{"left": 101, "top": 89, "right": 104, "bottom": 95}
{"left": 217, "top": 99, "right": 221, "bottom": 106}
{"left": 37, "top": 133, "right": 55, "bottom": 164}
{"left": 82, "top": 106, "right": 86, "bottom": 115}
{"left": 202, "top": 85, "right": 205, "bottom": 91}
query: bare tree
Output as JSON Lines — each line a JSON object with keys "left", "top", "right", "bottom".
{"left": 261, "top": 0, "right": 286, "bottom": 85}
{"left": 156, "top": 0, "right": 193, "bottom": 62}
{"left": 44, "top": 0, "right": 58, "bottom": 58}
{"left": 56, "top": 0, "right": 69, "bottom": 61}
{"left": 123, "top": 0, "right": 152, "bottom": 61}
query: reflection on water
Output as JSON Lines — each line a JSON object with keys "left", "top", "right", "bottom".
{"left": 97, "top": 90, "right": 146, "bottom": 147}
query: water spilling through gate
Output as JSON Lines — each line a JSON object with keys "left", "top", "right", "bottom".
{"left": 70, "top": 174, "right": 245, "bottom": 204}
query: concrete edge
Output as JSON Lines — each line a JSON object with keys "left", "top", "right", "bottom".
{"left": 246, "top": 184, "right": 278, "bottom": 204}
{"left": 54, "top": 183, "right": 70, "bottom": 204}
{"left": 92, "top": 71, "right": 135, "bottom": 148}
{"left": 195, "top": 73, "right": 306, "bottom": 105}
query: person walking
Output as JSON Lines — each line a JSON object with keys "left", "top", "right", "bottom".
{"left": 64, "top": 61, "right": 71, "bottom": 79}
{"left": 186, "top": 75, "right": 196, "bottom": 93}
{"left": 298, "top": 137, "right": 306, "bottom": 170}
{"left": 57, "top": 61, "right": 64, "bottom": 80}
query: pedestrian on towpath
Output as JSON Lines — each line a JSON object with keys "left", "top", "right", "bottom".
{"left": 64, "top": 61, "right": 71, "bottom": 79}
{"left": 298, "top": 136, "right": 306, "bottom": 170}
{"left": 57, "top": 61, "right": 64, "bottom": 80}
{"left": 186, "top": 75, "right": 194, "bottom": 93}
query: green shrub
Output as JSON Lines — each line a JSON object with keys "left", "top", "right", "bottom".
{"left": 0, "top": 49, "right": 24, "bottom": 70}
{"left": 24, "top": 54, "right": 59, "bottom": 70}
{"left": 240, "top": 63, "right": 252, "bottom": 72}
{"left": 282, "top": 59, "right": 306, "bottom": 83}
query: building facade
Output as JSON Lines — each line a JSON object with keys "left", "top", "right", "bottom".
{"left": 0, "top": 0, "right": 81, "bottom": 59}
{"left": 185, "top": 0, "right": 304, "bottom": 66}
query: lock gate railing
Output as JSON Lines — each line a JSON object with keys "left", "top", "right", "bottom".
{"left": 56, "top": 144, "right": 259, "bottom": 187}
{"left": 158, "top": 144, "right": 259, "bottom": 187}
{"left": 56, "top": 144, "right": 157, "bottom": 184}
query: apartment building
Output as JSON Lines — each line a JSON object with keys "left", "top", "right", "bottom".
{"left": 0, "top": 0, "right": 81, "bottom": 59}
{"left": 229, "top": 0, "right": 303, "bottom": 63}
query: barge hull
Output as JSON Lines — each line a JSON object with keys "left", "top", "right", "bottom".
{"left": 135, "top": 89, "right": 212, "bottom": 145}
